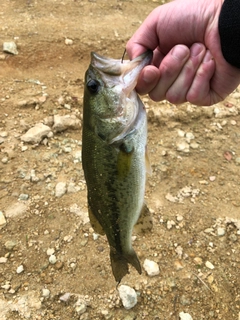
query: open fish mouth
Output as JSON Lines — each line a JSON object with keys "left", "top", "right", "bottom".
{"left": 90, "top": 50, "right": 153, "bottom": 96}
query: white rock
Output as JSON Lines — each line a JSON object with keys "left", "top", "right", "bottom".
{"left": 176, "top": 140, "right": 189, "bottom": 153}
{"left": 177, "top": 129, "right": 185, "bottom": 137}
{"left": 0, "top": 211, "right": 6, "bottom": 225}
{"left": 49, "top": 255, "right": 57, "bottom": 264}
{"left": 5, "top": 202, "right": 28, "bottom": 218}
{"left": 217, "top": 227, "right": 225, "bottom": 236}
{"left": 179, "top": 311, "right": 193, "bottom": 320}
{"left": 185, "top": 132, "right": 195, "bottom": 142}
{"left": 42, "top": 288, "right": 50, "bottom": 298}
{"left": 16, "top": 265, "right": 24, "bottom": 274}
{"left": 205, "top": 261, "right": 215, "bottom": 270}
{"left": 69, "top": 204, "right": 89, "bottom": 225}
{"left": 3, "top": 41, "right": 18, "bottom": 54}
{"left": 59, "top": 292, "right": 71, "bottom": 302}
{"left": 55, "top": 182, "right": 67, "bottom": 197}
{"left": 52, "top": 114, "right": 81, "bottom": 132}
{"left": 118, "top": 285, "right": 137, "bottom": 310}
{"left": 21, "top": 123, "right": 52, "bottom": 144}
{"left": 65, "top": 38, "right": 73, "bottom": 45}
{"left": 143, "top": 259, "right": 160, "bottom": 276}
{"left": 0, "top": 257, "right": 8, "bottom": 263}
{"left": 75, "top": 298, "right": 87, "bottom": 315}
{"left": 46, "top": 248, "right": 55, "bottom": 256}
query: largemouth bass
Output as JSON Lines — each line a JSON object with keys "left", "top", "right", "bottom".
{"left": 82, "top": 50, "right": 152, "bottom": 283}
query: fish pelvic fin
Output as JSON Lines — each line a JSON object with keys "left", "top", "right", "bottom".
{"left": 88, "top": 205, "right": 105, "bottom": 236}
{"left": 110, "top": 247, "right": 142, "bottom": 283}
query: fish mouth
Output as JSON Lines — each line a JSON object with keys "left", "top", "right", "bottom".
{"left": 90, "top": 50, "right": 153, "bottom": 95}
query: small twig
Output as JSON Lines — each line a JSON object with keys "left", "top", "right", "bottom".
{"left": 121, "top": 49, "right": 126, "bottom": 63}
{"left": 192, "top": 272, "right": 213, "bottom": 293}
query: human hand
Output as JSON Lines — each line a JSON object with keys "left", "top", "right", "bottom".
{"left": 126, "top": 0, "right": 240, "bottom": 106}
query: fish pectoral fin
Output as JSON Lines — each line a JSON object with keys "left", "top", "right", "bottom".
{"left": 134, "top": 202, "right": 153, "bottom": 234}
{"left": 117, "top": 142, "right": 134, "bottom": 179}
{"left": 145, "top": 146, "right": 152, "bottom": 176}
{"left": 110, "top": 247, "right": 142, "bottom": 283}
{"left": 88, "top": 205, "right": 105, "bottom": 235}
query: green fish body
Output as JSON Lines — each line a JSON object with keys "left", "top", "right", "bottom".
{"left": 82, "top": 51, "right": 152, "bottom": 282}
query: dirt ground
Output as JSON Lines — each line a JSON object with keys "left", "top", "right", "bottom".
{"left": 0, "top": 0, "right": 240, "bottom": 319}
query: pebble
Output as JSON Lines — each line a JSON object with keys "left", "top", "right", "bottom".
{"left": 49, "top": 255, "right": 57, "bottom": 264}
{"left": 18, "top": 193, "right": 29, "bottom": 201}
{"left": 217, "top": 227, "right": 225, "bottom": 236}
{"left": 46, "top": 248, "right": 55, "bottom": 256}
{"left": 1, "top": 156, "right": 9, "bottom": 164}
{"left": 0, "top": 257, "right": 8, "bottom": 263}
{"left": 65, "top": 38, "right": 73, "bottom": 45}
{"left": 179, "top": 311, "right": 193, "bottom": 320}
{"left": 176, "top": 140, "right": 189, "bottom": 153}
{"left": 205, "top": 261, "right": 215, "bottom": 270}
{"left": 5, "top": 240, "right": 17, "bottom": 250}
{"left": 3, "top": 41, "right": 18, "bottom": 54}
{"left": 55, "top": 182, "right": 67, "bottom": 197}
{"left": 185, "top": 132, "right": 195, "bottom": 142}
{"left": 177, "top": 129, "right": 185, "bottom": 137}
{"left": 16, "top": 265, "right": 24, "bottom": 274}
{"left": 193, "top": 257, "right": 203, "bottom": 266}
{"left": 167, "top": 220, "right": 176, "bottom": 229}
{"left": 42, "top": 288, "right": 50, "bottom": 298}
{"left": 52, "top": 114, "right": 81, "bottom": 132}
{"left": 143, "top": 259, "right": 160, "bottom": 276}
{"left": 59, "top": 292, "right": 71, "bottom": 302}
{"left": 75, "top": 298, "right": 87, "bottom": 315}
{"left": 118, "top": 285, "right": 137, "bottom": 310}
{"left": 0, "top": 211, "right": 6, "bottom": 225}
{"left": 189, "top": 141, "right": 199, "bottom": 149}
{"left": 21, "top": 123, "right": 52, "bottom": 144}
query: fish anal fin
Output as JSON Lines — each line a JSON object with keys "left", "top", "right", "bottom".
{"left": 110, "top": 247, "right": 141, "bottom": 283}
{"left": 88, "top": 205, "right": 105, "bottom": 235}
{"left": 134, "top": 202, "right": 153, "bottom": 234}
{"left": 145, "top": 146, "right": 152, "bottom": 176}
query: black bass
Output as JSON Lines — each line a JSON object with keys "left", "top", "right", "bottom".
{"left": 82, "top": 50, "right": 152, "bottom": 283}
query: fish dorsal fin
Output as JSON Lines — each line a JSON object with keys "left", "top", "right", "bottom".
{"left": 145, "top": 146, "right": 152, "bottom": 176}
{"left": 88, "top": 205, "right": 105, "bottom": 235}
{"left": 134, "top": 202, "right": 153, "bottom": 234}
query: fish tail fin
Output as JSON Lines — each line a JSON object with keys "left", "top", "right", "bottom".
{"left": 110, "top": 247, "right": 142, "bottom": 283}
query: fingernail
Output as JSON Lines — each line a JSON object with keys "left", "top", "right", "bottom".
{"left": 171, "top": 45, "right": 188, "bottom": 60}
{"left": 203, "top": 50, "right": 213, "bottom": 62}
{"left": 190, "top": 43, "right": 204, "bottom": 56}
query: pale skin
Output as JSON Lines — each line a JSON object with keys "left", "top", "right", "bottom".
{"left": 126, "top": 0, "right": 240, "bottom": 106}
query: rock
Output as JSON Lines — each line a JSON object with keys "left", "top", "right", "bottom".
{"left": 205, "top": 261, "right": 215, "bottom": 270}
{"left": 176, "top": 139, "right": 189, "bottom": 153}
{"left": 185, "top": 132, "right": 195, "bottom": 142}
{"left": 52, "top": 114, "right": 81, "bottom": 132}
{"left": 21, "top": 123, "right": 52, "bottom": 144}
{"left": 55, "top": 182, "right": 67, "bottom": 197}
{"left": 69, "top": 204, "right": 89, "bottom": 225}
{"left": 5, "top": 240, "right": 17, "bottom": 250}
{"left": 18, "top": 194, "right": 29, "bottom": 201}
{"left": 42, "top": 288, "right": 50, "bottom": 298}
{"left": 49, "top": 255, "right": 57, "bottom": 264}
{"left": 118, "top": 285, "right": 137, "bottom": 310}
{"left": 3, "top": 41, "right": 18, "bottom": 54}
{"left": 0, "top": 257, "right": 8, "bottom": 263}
{"left": 65, "top": 38, "right": 73, "bottom": 45}
{"left": 59, "top": 292, "right": 71, "bottom": 302}
{"left": 143, "top": 259, "right": 160, "bottom": 276}
{"left": 16, "top": 265, "right": 24, "bottom": 274}
{"left": 46, "top": 248, "right": 55, "bottom": 256}
{"left": 179, "top": 311, "right": 193, "bottom": 320}
{"left": 5, "top": 202, "right": 28, "bottom": 218}
{"left": 0, "top": 211, "right": 6, "bottom": 226}
{"left": 75, "top": 298, "right": 87, "bottom": 315}
{"left": 217, "top": 227, "right": 225, "bottom": 236}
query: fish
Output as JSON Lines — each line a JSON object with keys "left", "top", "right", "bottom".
{"left": 82, "top": 50, "right": 153, "bottom": 283}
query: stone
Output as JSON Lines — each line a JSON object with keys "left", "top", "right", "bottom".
{"left": 55, "top": 182, "right": 67, "bottom": 197}
{"left": 16, "top": 265, "right": 24, "bottom": 274}
{"left": 118, "top": 285, "right": 137, "bottom": 310}
{"left": 52, "top": 114, "right": 81, "bottom": 132}
{"left": 205, "top": 261, "right": 215, "bottom": 270}
{"left": 179, "top": 311, "right": 193, "bottom": 320}
{"left": 143, "top": 259, "right": 160, "bottom": 276}
{"left": 3, "top": 41, "right": 18, "bottom": 54}
{"left": 0, "top": 211, "right": 6, "bottom": 225}
{"left": 21, "top": 123, "right": 52, "bottom": 144}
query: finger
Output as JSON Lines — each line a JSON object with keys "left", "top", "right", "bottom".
{"left": 135, "top": 66, "right": 160, "bottom": 95}
{"left": 186, "top": 50, "right": 216, "bottom": 105}
{"left": 166, "top": 43, "right": 206, "bottom": 104}
{"left": 148, "top": 45, "right": 190, "bottom": 102}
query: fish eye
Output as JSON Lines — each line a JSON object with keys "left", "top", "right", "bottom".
{"left": 87, "top": 79, "right": 100, "bottom": 94}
